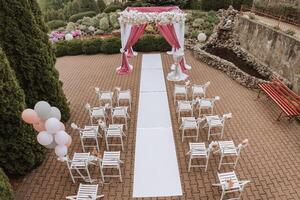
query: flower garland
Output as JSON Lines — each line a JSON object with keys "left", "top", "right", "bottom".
{"left": 118, "top": 10, "right": 186, "bottom": 25}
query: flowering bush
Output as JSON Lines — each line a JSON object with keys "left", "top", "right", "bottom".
{"left": 49, "top": 30, "right": 82, "bottom": 43}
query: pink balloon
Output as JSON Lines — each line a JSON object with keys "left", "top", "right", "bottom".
{"left": 33, "top": 120, "right": 46, "bottom": 132}
{"left": 66, "top": 136, "right": 72, "bottom": 147}
{"left": 22, "top": 109, "right": 39, "bottom": 124}
{"left": 60, "top": 122, "right": 65, "bottom": 131}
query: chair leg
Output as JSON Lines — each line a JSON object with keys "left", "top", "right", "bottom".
{"left": 105, "top": 136, "right": 109, "bottom": 150}
{"left": 69, "top": 168, "right": 75, "bottom": 183}
{"left": 188, "top": 156, "right": 192, "bottom": 172}
{"left": 207, "top": 127, "right": 211, "bottom": 141}
{"left": 220, "top": 190, "right": 225, "bottom": 200}
{"left": 234, "top": 155, "right": 240, "bottom": 169}
{"left": 95, "top": 137, "right": 100, "bottom": 152}
{"left": 80, "top": 138, "right": 86, "bottom": 152}
{"left": 205, "top": 156, "right": 209, "bottom": 172}
{"left": 86, "top": 167, "right": 92, "bottom": 183}
{"left": 120, "top": 136, "right": 124, "bottom": 151}
{"left": 196, "top": 129, "right": 199, "bottom": 141}
{"left": 99, "top": 166, "right": 105, "bottom": 183}
{"left": 118, "top": 166, "right": 122, "bottom": 182}
{"left": 182, "top": 129, "right": 184, "bottom": 142}
{"left": 218, "top": 155, "right": 223, "bottom": 170}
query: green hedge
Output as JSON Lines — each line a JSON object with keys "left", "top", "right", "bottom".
{"left": 0, "top": 168, "right": 14, "bottom": 200}
{"left": 103, "top": 4, "right": 122, "bottom": 13}
{"left": 55, "top": 35, "right": 171, "bottom": 57}
{"left": 69, "top": 11, "right": 97, "bottom": 22}
{"left": 46, "top": 20, "right": 66, "bottom": 30}
{"left": 133, "top": 34, "right": 171, "bottom": 52}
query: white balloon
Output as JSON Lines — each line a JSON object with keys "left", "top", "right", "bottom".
{"left": 45, "top": 117, "right": 61, "bottom": 133}
{"left": 37, "top": 131, "right": 53, "bottom": 146}
{"left": 55, "top": 145, "right": 68, "bottom": 157}
{"left": 55, "top": 131, "right": 69, "bottom": 145}
{"left": 50, "top": 107, "right": 61, "bottom": 121}
{"left": 65, "top": 33, "right": 73, "bottom": 41}
{"left": 44, "top": 140, "right": 57, "bottom": 149}
{"left": 34, "top": 101, "right": 51, "bottom": 120}
{"left": 197, "top": 32, "right": 207, "bottom": 42}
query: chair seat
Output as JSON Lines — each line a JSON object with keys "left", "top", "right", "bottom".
{"left": 83, "top": 126, "right": 99, "bottom": 137}
{"left": 219, "top": 141, "right": 237, "bottom": 155}
{"left": 118, "top": 92, "right": 130, "bottom": 100}
{"left": 178, "top": 102, "right": 192, "bottom": 110}
{"left": 71, "top": 153, "right": 91, "bottom": 168}
{"left": 189, "top": 143, "right": 207, "bottom": 156}
{"left": 92, "top": 108, "right": 105, "bottom": 117}
{"left": 175, "top": 86, "right": 187, "bottom": 94}
{"left": 218, "top": 171, "right": 240, "bottom": 190}
{"left": 112, "top": 107, "right": 128, "bottom": 116}
{"left": 181, "top": 117, "right": 197, "bottom": 128}
{"left": 102, "top": 151, "right": 121, "bottom": 166}
{"left": 193, "top": 87, "right": 204, "bottom": 94}
{"left": 100, "top": 92, "right": 113, "bottom": 100}
{"left": 106, "top": 128, "right": 123, "bottom": 137}
{"left": 199, "top": 99, "right": 212, "bottom": 107}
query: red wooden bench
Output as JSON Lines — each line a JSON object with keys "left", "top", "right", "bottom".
{"left": 257, "top": 76, "right": 300, "bottom": 121}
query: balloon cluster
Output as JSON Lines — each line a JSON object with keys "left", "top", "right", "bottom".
{"left": 21, "top": 101, "right": 72, "bottom": 158}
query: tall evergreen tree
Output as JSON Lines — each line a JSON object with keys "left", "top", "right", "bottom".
{"left": 0, "top": 0, "right": 70, "bottom": 121}
{"left": 0, "top": 48, "right": 44, "bottom": 176}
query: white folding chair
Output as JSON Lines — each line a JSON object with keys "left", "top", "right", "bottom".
{"left": 186, "top": 142, "right": 213, "bottom": 172}
{"left": 71, "top": 123, "right": 101, "bottom": 152}
{"left": 59, "top": 153, "right": 96, "bottom": 183}
{"left": 99, "top": 151, "right": 123, "bottom": 183}
{"left": 198, "top": 96, "right": 220, "bottom": 116}
{"left": 66, "top": 184, "right": 104, "bottom": 200}
{"left": 111, "top": 106, "right": 130, "bottom": 130}
{"left": 95, "top": 87, "right": 113, "bottom": 106}
{"left": 213, "top": 171, "right": 250, "bottom": 200}
{"left": 85, "top": 103, "right": 106, "bottom": 124}
{"left": 180, "top": 117, "right": 199, "bottom": 142}
{"left": 174, "top": 84, "right": 188, "bottom": 104}
{"left": 103, "top": 126, "right": 126, "bottom": 151}
{"left": 177, "top": 101, "right": 193, "bottom": 122}
{"left": 205, "top": 113, "right": 232, "bottom": 140}
{"left": 116, "top": 88, "right": 131, "bottom": 110}
{"left": 211, "top": 139, "right": 248, "bottom": 170}
{"left": 192, "top": 81, "right": 210, "bottom": 99}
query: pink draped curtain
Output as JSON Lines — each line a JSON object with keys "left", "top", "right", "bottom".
{"left": 157, "top": 24, "right": 187, "bottom": 73}
{"left": 117, "top": 24, "right": 147, "bottom": 75}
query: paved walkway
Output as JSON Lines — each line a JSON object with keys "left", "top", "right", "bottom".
{"left": 15, "top": 51, "right": 300, "bottom": 199}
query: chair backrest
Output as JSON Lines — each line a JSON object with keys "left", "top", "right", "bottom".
{"left": 85, "top": 103, "right": 92, "bottom": 114}
{"left": 204, "top": 81, "right": 211, "bottom": 89}
{"left": 174, "top": 84, "right": 186, "bottom": 93}
{"left": 222, "top": 113, "right": 232, "bottom": 125}
{"left": 237, "top": 139, "right": 248, "bottom": 154}
{"left": 71, "top": 123, "right": 79, "bottom": 130}
{"left": 98, "top": 119, "right": 107, "bottom": 130}
{"left": 213, "top": 96, "right": 220, "bottom": 102}
{"left": 95, "top": 87, "right": 100, "bottom": 94}
{"left": 77, "top": 184, "right": 98, "bottom": 200}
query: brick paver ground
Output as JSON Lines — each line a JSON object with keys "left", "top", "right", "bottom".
{"left": 15, "top": 51, "right": 300, "bottom": 200}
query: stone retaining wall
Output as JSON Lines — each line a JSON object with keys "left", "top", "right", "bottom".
{"left": 234, "top": 16, "right": 300, "bottom": 94}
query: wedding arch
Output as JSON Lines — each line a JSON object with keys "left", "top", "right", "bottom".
{"left": 116, "top": 6, "right": 191, "bottom": 75}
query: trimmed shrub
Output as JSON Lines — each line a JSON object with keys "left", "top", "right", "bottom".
{"left": 0, "top": 48, "right": 44, "bottom": 176}
{"left": 104, "top": 4, "right": 122, "bottom": 13}
{"left": 47, "top": 20, "right": 66, "bottom": 30}
{"left": 109, "top": 12, "right": 119, "bottom": 29}
{"left": 82, "top": 38, "right": 103, "bottom": 54}
{"left": 101, "top": 37, "right": 121, "bottom": 54}
{"left": 0, "top": 0, "right": 70, "bottom": 122}
{"left": 0, "top": 168, "right": 14, "bottom": 200}
{"left": 192, "top": 18, "right": 205, "bottom": 27}
{"left": 133, "top": 34, "right": 171, "bottom": 52}
{"left": 43, "top": 8, "right": 65, "bottom": 22}
{"left": 81, "top": 16, "right": 93, "bottom": 26}
{"left": 97, "top": 0, "right": 106, "bottom": 12}
{"left": 69, "top": 11, "right": 97, "bottom": 22}
{"left": 99, "top": 17, "right": 109, "bottom": 31}
{"left": 66, "top": 22, "right": 76, "bottom": 32}
{"left": 201, "top": 0, "right": 232, "bottom": 11}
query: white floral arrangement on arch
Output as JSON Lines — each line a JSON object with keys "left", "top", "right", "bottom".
{"left": 118, "top": 10, "right": 187, "bottom": 25}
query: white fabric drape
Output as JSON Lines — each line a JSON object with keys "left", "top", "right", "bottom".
{"left": 174, "top": 22, "right": 191, "bottom": 69}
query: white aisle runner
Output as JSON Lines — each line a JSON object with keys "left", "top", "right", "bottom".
{"left": 133, "top": 54, "right": 182, "bottom": 198}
